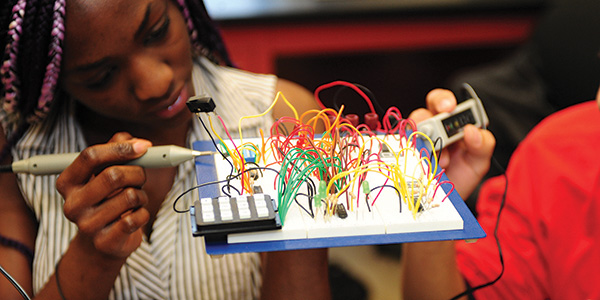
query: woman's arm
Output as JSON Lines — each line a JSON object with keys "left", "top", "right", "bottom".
{"left": 260, "top": 249, "right": 330, "bottom": 300}
{"left": 41, "top": 135, "right": 152, "bottom": 300}
{"left": 272, "top": 78, "right": 324, "bottom": 133}
{"left": 402, "top": 241, "right": 467, "bottom": 300}
{"left": 402, "top": 89, "right": 495, "bottom": 300}
{"left": 0, "top": 126, "right": 37, "bottom": 299}
{"left": 1, "top": 130, "right": 153, "bottom": 299}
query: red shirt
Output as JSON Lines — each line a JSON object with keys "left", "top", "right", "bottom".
{"left": 456, "top": 101, "right": 600, "bottom": 299}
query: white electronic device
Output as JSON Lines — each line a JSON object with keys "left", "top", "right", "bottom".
{"left": 416, "top": 84, "right": 489, "bottom": 148}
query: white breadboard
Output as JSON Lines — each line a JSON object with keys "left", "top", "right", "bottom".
{"left": 204, "top": 135, "right": 463, "bottom": 244}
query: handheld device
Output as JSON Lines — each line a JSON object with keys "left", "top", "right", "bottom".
{"left": 9, "top": 145, "right": 214, "bottom": 175}
{"left": 416, "top": 83, "right": 489, "bottom": 148}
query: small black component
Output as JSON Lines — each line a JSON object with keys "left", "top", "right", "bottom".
{"left": 190, "top": 194, "right": 281, "bottom": 239}
{"left": 186, "top": 95, "right": 216, "bottom": 113}
{"left": 380, "top": 144, "right": 393, "bottom": 158}
{"left": 0, "top": 164, "right": 12, "bottom": 173}
{"left": 413, "top": 196, "right": 425, "bottom": 212}
{"left": 335, "top": 203, "right": 348, "bottom": 219}
{"left": 253, "top": 185, "right": 264, "bottom": 194}
{"left": 248, "top": 169, "right": 260, "bottom": 180}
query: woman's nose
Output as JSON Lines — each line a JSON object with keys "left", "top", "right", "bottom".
{"left": 130, "top": 55, "right": 174, "bottom": 101}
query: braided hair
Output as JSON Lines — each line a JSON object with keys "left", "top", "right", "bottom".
{"left": 0, "top": 0, "right": 231, "bottom": 162}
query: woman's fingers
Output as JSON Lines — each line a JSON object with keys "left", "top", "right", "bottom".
{"left": 408, "top": 107, "right": 434, "bottom": 123}
{"left": 54, "top": 134, "right": 154, "bottom": 258}
{"left": 56, "top": 139, "right": 152, "bottom": 192}
{"left": 61, "top": 165, "right": 146, "bottom": 221}
{"left": 92, "top": 207, "right": 150, "bottom": 257}
{"left": 70, "top": 184, "right": 149, "bottom": 236}
{"left": 425, "top": 89, "right": 457, "bottom": 114}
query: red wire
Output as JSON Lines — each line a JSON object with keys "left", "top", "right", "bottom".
{"left": 216, "top": 115, "right": 247, "bottom": 193}
{"left": 314, "top": 81, "right": 377, "bottom": 114}
{"left": 433, "top": 181, "right": 454, "bottom": 202}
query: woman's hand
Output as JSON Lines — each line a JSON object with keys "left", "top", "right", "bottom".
{"left": 409, "top": 89, "right": 496, "bottom": 199}
{"left": 56, "top": 132, "right": 152, "bottom": 258}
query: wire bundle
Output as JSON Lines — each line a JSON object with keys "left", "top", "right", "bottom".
{"left": 192, "top": 81, "right": 454, "bottom": 225}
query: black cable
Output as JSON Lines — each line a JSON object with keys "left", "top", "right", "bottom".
{"left": 197, "top": 113, "right": 243, "bottom": 196}
{"left": 449, "top": 156, "right": 507, "bottom": 300}
{"left": 220, "top": 184, "right": 240, "bottom": 197}
{"left": 329, "top": 82, "right": 384, "bottom": 116}
{"left": 0, "top": 164, "right": 12, "bottom": 173}
{"left": 273, "top": 121, "right": 289, "bottom": 137}
{"left": 173, "top": 166, "right": 283, "bottom": 214}
{"left": 0, "top": 264, "right": 31, "bottom": 300}
{"left": 433, "top": 136, "right": 444, "bottom": 162}
{"left": 196, "top": 114, "right": 235, "bottom": 180}
{"left": 294, "top": 193, "right": 315, "bottom": 219}
{"left": 354, "top": 83, "right": 384, "bottom": 116}
{"left": 173, "top": 178, "right": 228, "bottom": 213}
{"left": 370, "top": 184, "right": 402, "bottom": 213}
{"left": 289, "top": 169, "right": 318, "bottom": 217}
{"left": 364, "top": 194, "right": 371, "bottom": 213}
{"left": 352, "top": 83, "right": 405, "bottom": 132}
{"left": 329, "top": 83, "right": 402, "bottom": 132}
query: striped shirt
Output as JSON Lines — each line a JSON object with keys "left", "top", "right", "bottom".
{"left": 4, "top": 57, "right": 277, "bottom": 299}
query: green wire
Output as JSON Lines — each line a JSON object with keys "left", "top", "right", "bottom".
{"left": 276, "top": 146, "right": 353, "bottom": 224}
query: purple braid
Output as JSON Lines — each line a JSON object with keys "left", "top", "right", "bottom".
{"left": 0, "top": 0, "right": 65, "bottom": 162}
{"left": 33, "top": 0, "right": 64, "bottom": 122}
{"left": 1, "top": 0, "right": 27, "bottom": 117}
{"left": 175, "top": 0, "right": 201, "bottom": 55}
{"left": 19, "top": 0, "right": 59, "bottom": 123}
{"left": 0, "top": 0, "right": 64, "bottom": 124}
{"left": 174, "top": 0, "right": 233, "bottom": 66}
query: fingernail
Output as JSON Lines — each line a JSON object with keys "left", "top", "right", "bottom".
{"left": 439, "top": 153, "right": 449, "bottom": 168}
{"left": 437, "top": 99, "right": 453, "bottom": 112}
{"left": 124, "top": 215, "right": 136, "bottom": 233}
{"left": 132, "top": 139, "right": 151, "bottom": 154}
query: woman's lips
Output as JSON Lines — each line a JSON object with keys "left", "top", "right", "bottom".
{"left": 155, "top": 85, "right": 189, "bottom": 118}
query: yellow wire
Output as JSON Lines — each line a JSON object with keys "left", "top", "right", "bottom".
{"left": 260, "top": 129, "right": 267, "bottom": 165}
{"left": 320, "top": 106, "right": 345, "bottom": 138}
{"left": 325, "top": 161, "right": 399, "bottom": 215}
{"left": 209, "top": 115, "right": 242, "bottom": 171}
{"left": 300, "top": 109, "right": 327, "bottom": 131}
{"left": 305, "top": 108, "right": 338, "bottom": 132}
{"left": 408, "top": 131, "right": 438, "bottom": 180}
{"left": 238, "top": 91, "right": 299, "bottom": 143}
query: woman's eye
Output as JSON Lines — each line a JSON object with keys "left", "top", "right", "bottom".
{"left": 87, "top": 66, "right": 117, "bottom": 90}
{"left": 145, "top": 15, "right": 170, "bottom": 45}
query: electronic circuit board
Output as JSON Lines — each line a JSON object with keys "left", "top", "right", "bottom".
{"left": 192, "top": 134, "right": 485, "bottom": 254}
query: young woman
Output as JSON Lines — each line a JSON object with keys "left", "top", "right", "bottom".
{"left": 0, "top": 0, "right": 330, "bottom": 299}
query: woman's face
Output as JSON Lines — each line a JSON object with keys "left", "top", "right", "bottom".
{"left": 61, "top": 0, "right": 194, "bottom": 128}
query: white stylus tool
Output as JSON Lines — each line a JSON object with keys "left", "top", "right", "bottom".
{"left": 10, "top": 145, "right": 215, "bottom": 175}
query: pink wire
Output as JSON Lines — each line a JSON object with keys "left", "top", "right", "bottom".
{"left": 371, "top": 177, "right": 390, "bottom": 207}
